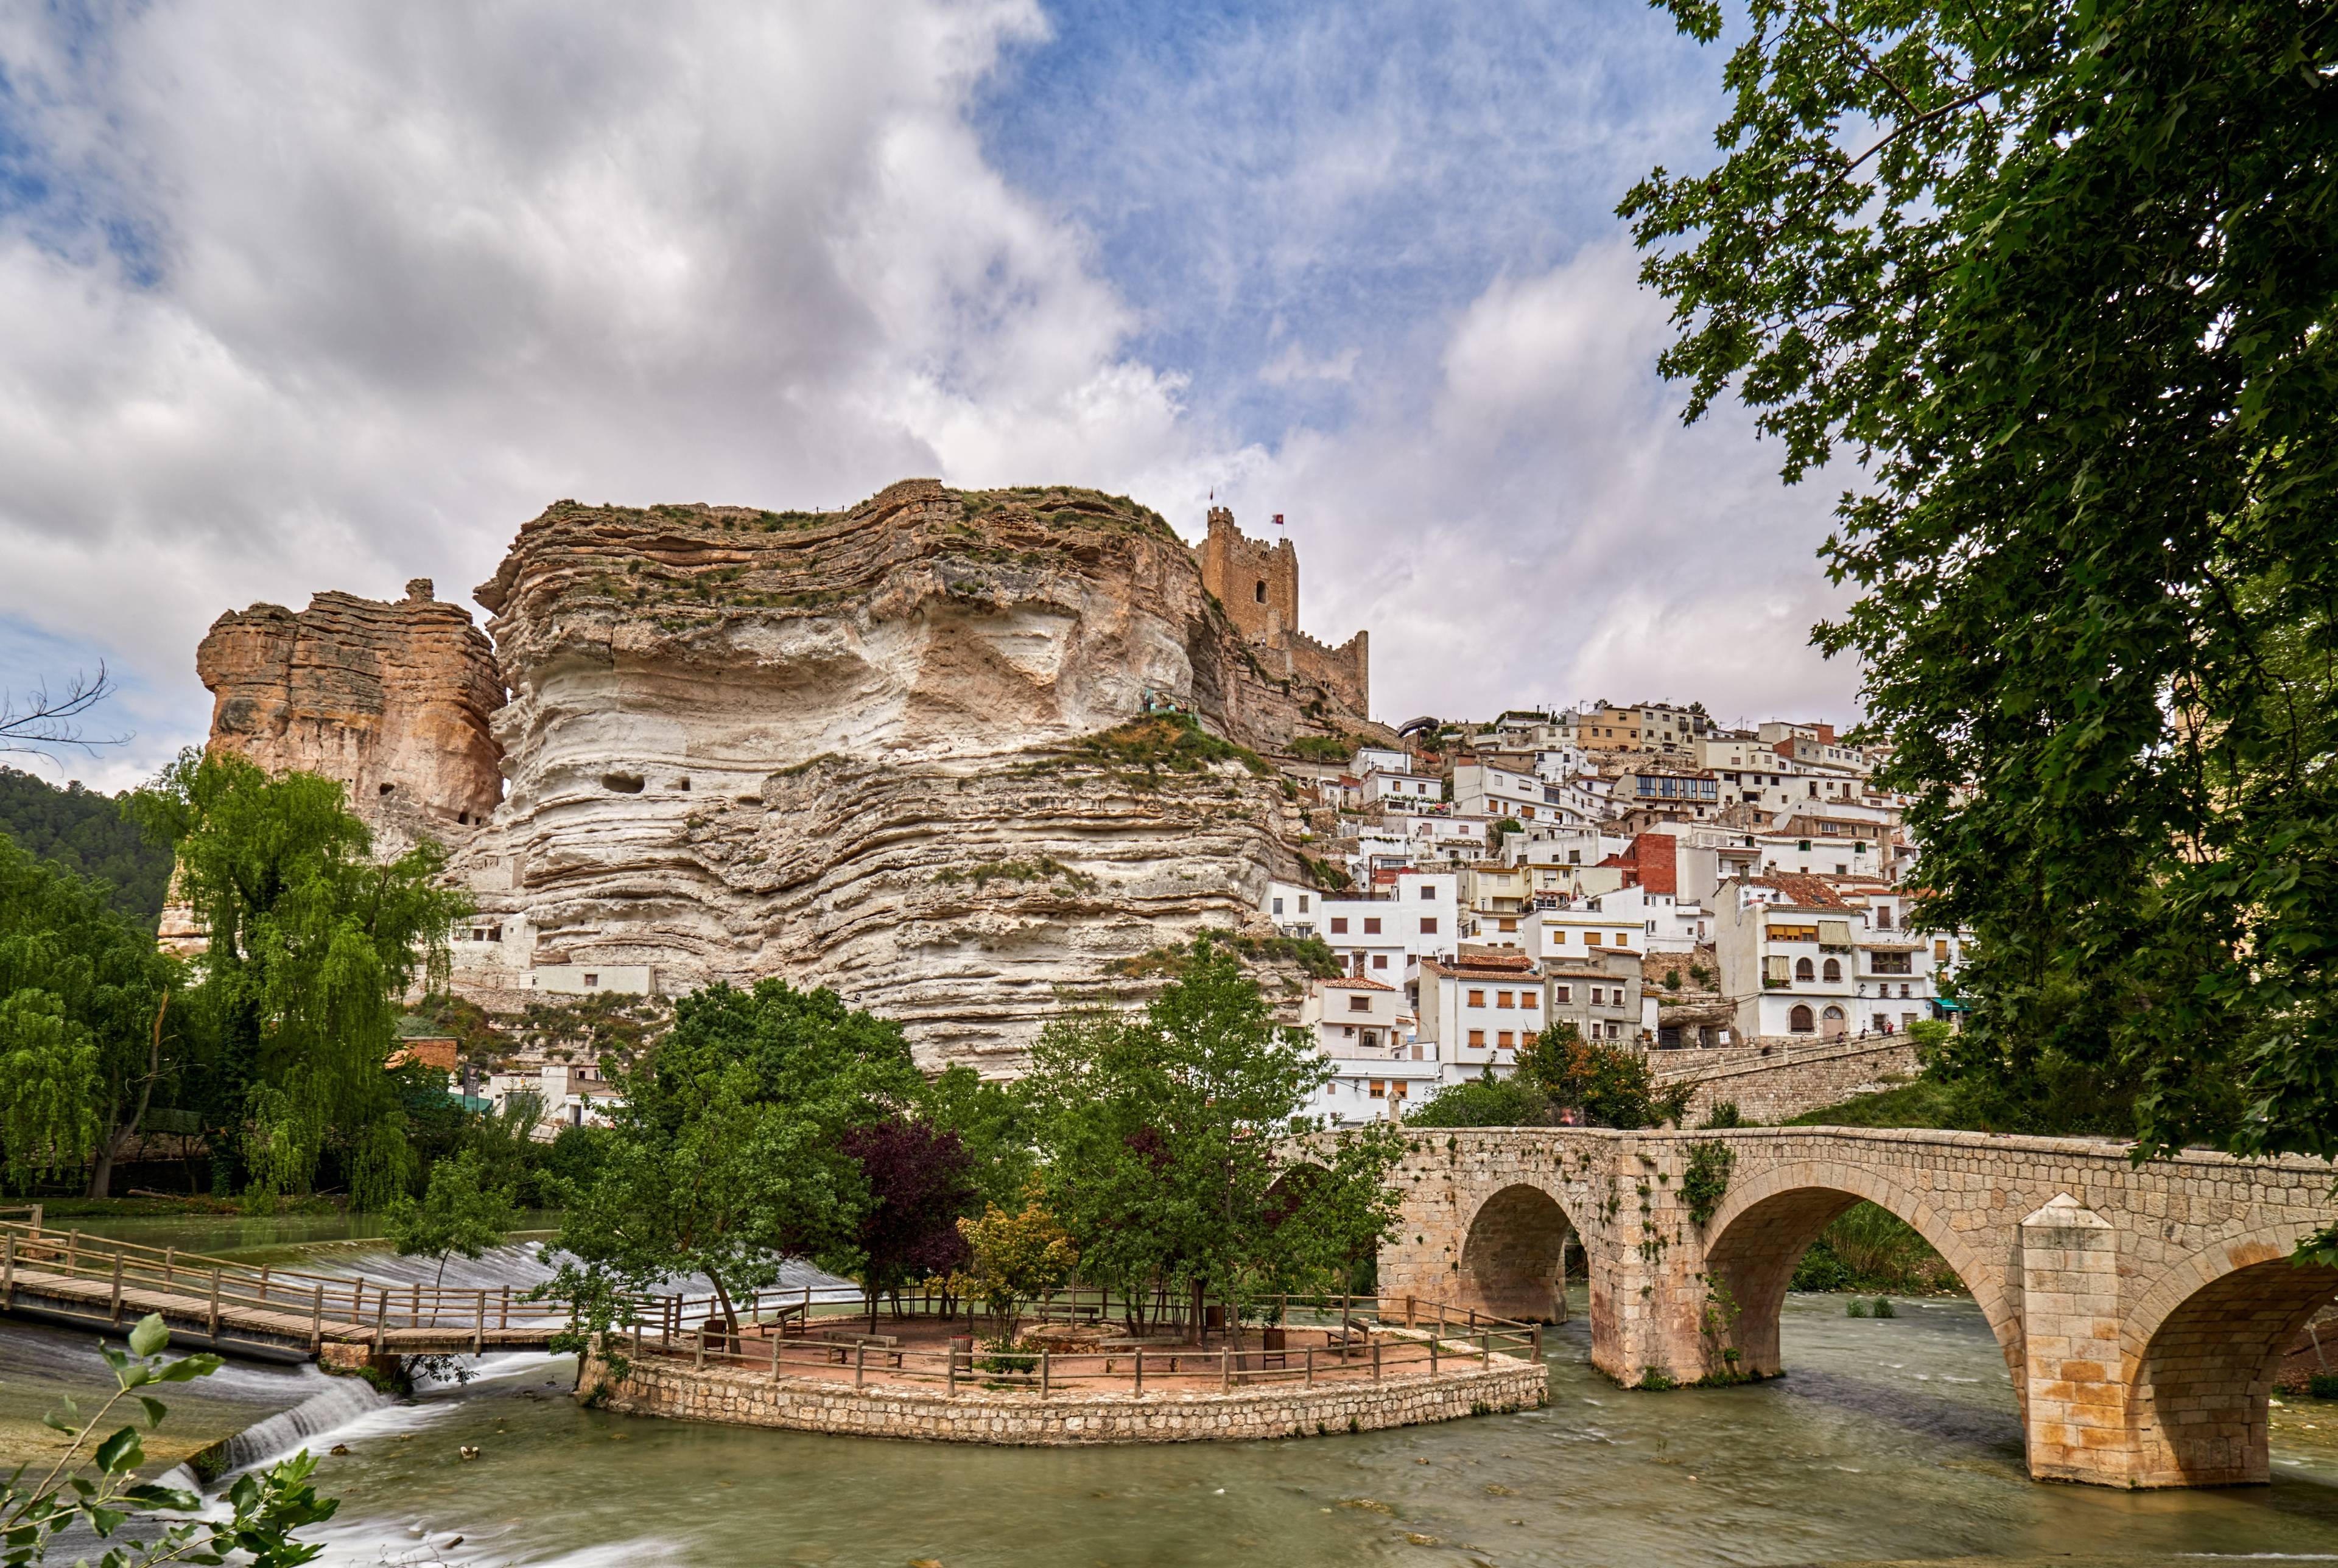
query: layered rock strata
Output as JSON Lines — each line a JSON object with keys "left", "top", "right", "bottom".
{"left": 195, "top": 579, "right": 505, "bottom": 853}
{"left": 439, "top": 480, "right": 1364, "bottom": 1066}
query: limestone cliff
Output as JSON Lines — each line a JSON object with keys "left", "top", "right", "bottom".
{"left": 195, "top": 579, "right": 505, "bottom": 852}
{"left": 441, "top": 480, "right": 1364, "bottom": 1066}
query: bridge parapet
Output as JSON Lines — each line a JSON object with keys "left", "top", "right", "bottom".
{"left": 1378, "top": 1125, "right": 2337, "bottom": 1488}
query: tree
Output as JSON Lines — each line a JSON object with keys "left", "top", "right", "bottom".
{"left": 832, "top": 1117, "right": 976, "bottom": 1333}
{"left": 0, "top": 768, "right": 175, "bottom": 929}
{"left": 1403, "top": 1074, "right": 1556, "bottom": 1129}
{"left": 384, "top": 1147, "right": 518, "bottom": 1292}
{"left": 544, "top": 979, "right": 924, "bottom": 1339}
{"left": 0, "top": 835, "right": 177, "bottom": 1197}
{"left": 919, "top": 1064, "right": 1035, "bottom": 1210}
{"left": 1021, "top": 942, "right": 1403, "bottom": 1339}
{"left": 951, "top": 1193, "right": 1078, "bottom": 1342}
{"left": 1621, "top": 1, "right": 2338, "bottom": 1162}
{"left": 1, "top": 1314, "right": 337, "bottom": 1566}
{"left": 128, "top": 750, "right": 471, "bottom": 1207}
{"left": 1515, "top": 1022, "right": 1692, "bottom": 1129}
{"left": 0, "top": 665, "right": 126, "bottom": 760}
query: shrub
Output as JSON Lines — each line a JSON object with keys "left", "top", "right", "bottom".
{"left": 1680, "top": 1141, "right": 1735, "bottom": 1225}
{"left": 1845, "top": 1297, "right": 1869, "bottom": 1318}
{"left": 1405, "top": 1077, "right": 1554, "bottom": 1128}
{"left": 1872, "top": 1297, "right": 1897, "bottom": 1318}
{"left": 1792, "top": 1202, "right": 1962, "bottom": 1293}
{"left": 1070, "top": 713, "right": 1270, "bottom": 779}
{"left": 2309, "top": 1373, "right": 2338, "bottom": 1399}
{"left": 1699, "top": 1101, "right": 1743, "bottom": 1130}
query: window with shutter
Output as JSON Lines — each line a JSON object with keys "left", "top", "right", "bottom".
{"left": 1764, "top": 955, "right": 1792, "bottom": 984}
{"left": 1818, "top": 919, "right": 1852, "bottom": 945}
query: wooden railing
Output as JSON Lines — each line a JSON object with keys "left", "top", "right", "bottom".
{"left": 0, "top": 1222, "right": 571, "bottom": 1353}
{"left": 620, "top": 1289, "right": 1546, "bottom": 1399}
{"left": 622, "top": 1318, "right": 1541, "bottom": 1397}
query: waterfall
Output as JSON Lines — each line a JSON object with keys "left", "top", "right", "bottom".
{"left": 219, "top": 1374, "right": 397, "bottom": 1473}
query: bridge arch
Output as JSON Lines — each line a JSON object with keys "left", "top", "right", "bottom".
{"left": 1457, "top": 1181, "right": 1581, "bottom": 1323}
{"left": 1698, "top": 1160, "right": 2017, "bottom": 1382}
{"left": 2117, "top": 1222, "right": 2338, "bottom": 1486}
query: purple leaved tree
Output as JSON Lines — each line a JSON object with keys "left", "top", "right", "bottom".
{"left": 836, "top": 1118, "right": 977, "bottom": 1333}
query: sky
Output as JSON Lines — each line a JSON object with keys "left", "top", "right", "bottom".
{"left": 0, "top": 0, "right": 1863, "bottom": 791}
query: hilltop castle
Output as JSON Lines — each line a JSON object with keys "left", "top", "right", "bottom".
{"left": 1193, "top": 506, "right": 1369, "bottom": 716}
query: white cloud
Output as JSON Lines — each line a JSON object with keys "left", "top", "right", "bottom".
{"left": 0, "top": 0, "right": 1215, "bottom": 788}
{"left": 0, "top": 1, "right": 1862, "bottom": 796}
{"left": 1211, "top": 240, "right": 1859, "bottom": 729}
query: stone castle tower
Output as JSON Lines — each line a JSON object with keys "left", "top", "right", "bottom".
{"left": 1192, "top": 506, "right": 1369, "bottom": 715}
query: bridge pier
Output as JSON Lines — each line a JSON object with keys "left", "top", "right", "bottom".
{"left": 1380, "top": 1127, "right": 2338, "bottom": 1488}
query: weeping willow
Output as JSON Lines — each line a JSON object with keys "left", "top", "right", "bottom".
{"left": 133, "top": 750, "right": 469, "bottom": 1207}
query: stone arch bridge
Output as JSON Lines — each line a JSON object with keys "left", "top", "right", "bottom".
{"left": 1373, "top": 1127, "right": 2336, "bottom": 1489}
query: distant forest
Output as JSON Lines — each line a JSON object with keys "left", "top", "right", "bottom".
{"left": 0, "top": 766, "right": 175, "bottom": 928}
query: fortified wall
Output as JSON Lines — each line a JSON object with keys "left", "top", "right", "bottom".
{"left": 1193, "top": 508, "right": 1369, "bottom": 716}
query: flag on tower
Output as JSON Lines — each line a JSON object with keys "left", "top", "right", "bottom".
{"left": 1271, "top": 513, "right": 1285, "bottom": 527}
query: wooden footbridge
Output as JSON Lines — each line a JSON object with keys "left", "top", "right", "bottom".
{"left": 0, "top": 1219, "right": 575, "bottom": 1365}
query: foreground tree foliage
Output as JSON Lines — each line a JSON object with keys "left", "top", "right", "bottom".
{"left": 0, "top": 836, "right": 177, "bottom": 1195}
{"left": 1020, "top": 942, "right": 1403, "bottom": 1336}
{"left": 1624, "top": 0, "right": 2338, "bottom": 1161}
{"left": 130, "top": 751, "right": 471, "bottom": 1206}
{"left": 1, "top": 1314, "right": 336, "bottom": 1566}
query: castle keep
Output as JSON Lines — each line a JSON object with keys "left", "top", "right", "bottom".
{"left": 1193, "top": 507, "right": 1369, "bottom": 716}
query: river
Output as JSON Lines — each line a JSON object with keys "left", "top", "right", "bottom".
{"left": 5, "top": 1223, "right": 2336, "bottom": 1566}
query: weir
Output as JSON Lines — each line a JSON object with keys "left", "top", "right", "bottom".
{"left": 1375, "top": 1125, "right": 2338, "bottom": 1489}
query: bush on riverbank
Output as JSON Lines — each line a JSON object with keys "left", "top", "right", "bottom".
{"left": 1792, "top": 1202, "right": 1964, "bottom": 1295}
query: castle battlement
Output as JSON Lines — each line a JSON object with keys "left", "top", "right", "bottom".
{"left": 1192, "top": 508, "right": 1368, "bottom": 716}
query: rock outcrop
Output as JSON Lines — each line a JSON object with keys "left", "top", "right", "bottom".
{"left": 429, "top": 480, "right": 1371, "bottom": 1067}
{"left": 196, "top": 579, "right": 505, "bottom": 853}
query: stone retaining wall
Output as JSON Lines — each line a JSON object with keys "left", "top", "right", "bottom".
{"left": 1652, "top": 1037, "right": 1920, "bottom": 1122}
{"left": 578, "top": 1346, "right": 1546, "bottom": 1445}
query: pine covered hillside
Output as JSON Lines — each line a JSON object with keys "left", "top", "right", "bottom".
{"left": 0, "top": 766, "right": 175, "bottom": 928}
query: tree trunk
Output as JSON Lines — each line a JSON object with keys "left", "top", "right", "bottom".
{"left": 86, "top": 994, "right": 167, "bottom": 1200}
{"left": 706, "top": 1273, "right": 740, "bottom": 1341}
{"left": 1189, "top": 1276, "right": 1205, "bottom": 1346}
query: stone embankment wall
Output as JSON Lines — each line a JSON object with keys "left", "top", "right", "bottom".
{"left": 578, "top": 1347, "right": 1546, "bottom": 1446}
{"left": 1650, "top": 1036, "right": 1920, "bottom": 1122}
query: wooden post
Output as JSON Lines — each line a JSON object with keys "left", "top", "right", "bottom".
{"left": 1405, "top": 1294, "right": 1416, "bottom": 1329}
{"left": 946, "top": 1343, "right": 958, "bottom": 1395}
{"left": 258, "top": 1265, "right": 270, "bottom": 1305}
{"left": 373, "top": 1309, "right": 387, "bottom": 1354}
{"left": 1132, "top": 1349, "right": 1143, "bottom": 1395}
{"left": 1430, "top": 1336, "right": 1439, "bottom": 1377}
{"left": 695, "top": 1328, "right": 706, "bottom": 1370}
{"left": 411, "top": 1280, "right": 421, "bottom": 1328}
{"left": 208, "top": 1269, "right": 220, "bottom": 1339}
{"left": 68, "top": 1230, "right": 80, "bottom": 1273}
{"left": 163, "top": 1246, "right": 175, "bottom": 1296}
{"left": 771, "top": 1332, "right": 783, "bottom": 1383}
{"left": 1, "top": 1233, "right": 12, "bottom": 1307}
{"left": 110, "top": 1254, "right": 124, "bottom": 1323}
{"left": 1221, "top": 1348, "right": 1231, "bottom": 1393}
{"left": 500, "top": 1284, "right": 511, "bottom": 1330}
{"left": 854, "top": 1342, "right": 865, "bottom": 1389}
{"left": 311, "top": 1286, "right": 323, "bottom": 1352}
{"left": 1039, "top": 1351, "right": 1049, "bottom": 1398}
{"left": 1304, "top": 1346, "right": 1313, "bottom": 1387}
{"left": 1532, "top": 1324, "right": 1543, "bottom": 1360}
{"left": 474, "top": 1290, "right": 485, "bottom": 1354}
{"left": 1372, "top": 1340, "right": 1381, "bottom": 1382}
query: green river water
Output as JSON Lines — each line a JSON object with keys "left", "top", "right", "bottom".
{"left": 5, "top": 1223, "right": 2336, "bottom": 1567}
